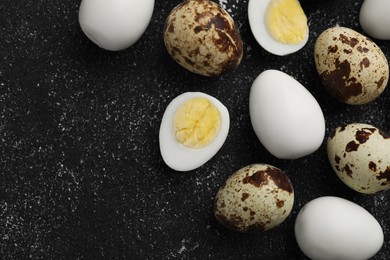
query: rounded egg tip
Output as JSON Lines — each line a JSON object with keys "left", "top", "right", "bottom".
{"left": 78, "top": 0, "right": 155, "bottom": 51}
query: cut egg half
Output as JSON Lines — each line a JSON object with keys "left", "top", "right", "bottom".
{"left": 248, "top": 0, "right": 309, "bottom": 56}
{"left": 159, "top": 92, "right": 230, "bottom": 172}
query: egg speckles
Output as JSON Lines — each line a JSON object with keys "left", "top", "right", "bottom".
{"left": 314, "top": 26, "right": 389, "bottom": 105}
{"left": 163, "top": 0, "right": 243, "bottom": 76}
{"left": 327, "top": 123, "right": 390, "bottom": 194}
{"left": 214, "top": 164, "right": 294, "bottom": 232}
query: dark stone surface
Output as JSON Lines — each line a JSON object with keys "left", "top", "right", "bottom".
{"left": 0, "top": 0, "right": 389, "bottom": 259}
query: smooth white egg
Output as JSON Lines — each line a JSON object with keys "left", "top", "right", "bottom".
{"left": 159, "top": 92, "right": 230, "bottom": 172}
{"left": 249, "top": 70, "right": 325, "bottom": 159}
{"left": 79, "top": 0, "right": 155, "bottom": 51}
{"left": 295, "top": 196, "right": 384, "bottom": 260}
{"left": 359, "top": 0, "right": 390, "bottom": 40}
{"left": 248, "top": 0, "right": 309, "bottom": 56}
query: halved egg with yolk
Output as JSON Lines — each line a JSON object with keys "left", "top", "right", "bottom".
{"left": 159, "top": 92, "right": 230, "bottom": 172}
{"left": 248, "top": 0, "right": 309, "bottom": 56}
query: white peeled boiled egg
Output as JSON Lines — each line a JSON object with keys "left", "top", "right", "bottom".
{"left": 79, "top": 0, "right": 155, "bottom": 51}
{"left": 248, "top": 0, "right": 309, "bottom": 56}
{"left": 249, "top": 70, "right": 325, "bottom": 159}
{"left": 360, "top": 0, "right": 390, "bottom": 40}
{"left": 295, "top": 196, "right": 384, "bottom": 260}
{"left": 159, "top": 92, "right": 230, "bottom": 172}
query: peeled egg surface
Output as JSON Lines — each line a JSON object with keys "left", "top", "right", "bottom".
{"left": 79, "top": 0, "right": 155, "bottom": 51}
{"left": 360, "top": 0, "right": 390, "bottom": 40}
{"left": 214, "top": 164, "right": 294, "bottom": 232}
{"left": 295, "top": 196, "right": 384, "bottom": 260}
{"left": 159, "top": 92, "right": 229, "bottom": 172}
{"left": 249, "top": 70, "right": 325, "bottom": 159}
{"left": 314, "top": 26, "right": 389, "bottom": 105}
{"left": 163, "top": 0, "right": 243, "bottom": 77}
{"left": 248, "top": 0, "right": 309, "bottom": 56}
{"left": 327, "top": 123, "right": 390, "bottom": 194}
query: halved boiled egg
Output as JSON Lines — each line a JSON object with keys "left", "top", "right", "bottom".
{"left": 159, "top": 92, "right": 230, "bottom": 172}
{"left": 248, "top": 0, "right": 309, "bottom": 56}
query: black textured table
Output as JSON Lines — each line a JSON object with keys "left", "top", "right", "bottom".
{"left": 1, "top": 0, "right": 389, "bottom": 259}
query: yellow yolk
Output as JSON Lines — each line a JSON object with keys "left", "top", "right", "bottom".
{"left": 174, "top": 97, "right": 221, "bottom": 149}
{"left": 266, "top": 0, "right": 308, "bottom": 44}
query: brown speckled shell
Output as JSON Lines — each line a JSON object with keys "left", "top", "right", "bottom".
{"left": 314, "top": 27, "right": 389, "bottom": 105}
{"left": 163, "top": 0, "right": 243, "bottom": 77}
{"left": 327, "top": 123, "right": 390, "bottom": 194}
{"left": 214, "top": 164, "right": 294, "bottom": 232}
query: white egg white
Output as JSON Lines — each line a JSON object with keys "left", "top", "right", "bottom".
{"left": 79, "top": 0, "right": 155, "bottom": 51}
{"left": 295, "top": 196, "right": 384, "bottom": 260}
{"left": 248, "top": 0, "right": 309, "bottom": 56}
{"left": 159, "top": 92, "right": 230, "bottom": 172}
{"left": 359, "top": 0, "right": 390, "bottom": 40}
{"left": 249, "top": 70, "right": 325, "bottom": 159}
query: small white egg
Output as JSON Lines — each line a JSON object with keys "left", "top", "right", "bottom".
{"left": 295, "top": 196, "right": 384, "bottom": 260}
{"left": 249, "top": 70, "right": 325, "bottom": 159}
{"left": 79, "top": 0, "right": 155, "bottom": 51}
{"left": 248, "top": 0, "right": 309, "bottom": 56}
{"left": 360, "top": 0, "right": 390, "bottom": 40}
{"left": 159, "top": 92, "right": 230, "bottom": 172}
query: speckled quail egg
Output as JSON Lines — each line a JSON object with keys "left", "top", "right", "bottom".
{"left": 163, "top": 0, "right": 243, "bottom": 76}
{"left": 360, "top": 0, "right": 390, "bottom": 40}
{"left": 248, "top": 0, "right": 309, "bottom": 56}
{"left": 214, "top": 164, "right": 294, "bottom": 232}
{"left": 79, "top": 0, "right": 155, "bottom": 51}
{"left": 314, "top": 26, "right": 389, "bottom": 105}
{"left": 327, "top": 123, "right": 390, "bottom": 194}
{"left": 159, "top": 92, "right": 229, "bottom": 172}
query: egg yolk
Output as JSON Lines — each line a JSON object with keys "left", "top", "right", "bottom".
{"left": 266, "top": 0, "right": 308, "bottom": 45}
{"left": 174, "top": 97, "right": 221, "bottom": 149}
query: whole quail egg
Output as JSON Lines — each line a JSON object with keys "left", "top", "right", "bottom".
{"left": 249, "top": 70, "right": 325, "bottom": 159}
{"left": 360, "top": 0, "right": 390, "bottom": 40}
{"left": 163, "top": 0, "right": 243, "bottom": 76}
{"left": 295, "top": 196, "right": 384, "bottom": 260}
{"left": 314, "top": 26, "right": 389, "bottom": 105}
{"left": 78, "top": 0, "right": 154, "bottom": 51}
{"left": 159, "top": 92, "right": 230, "bottom": 172}
{"left": 214, "top": 164, "right": 294, "bottom": 232}
{"left": 327, "top": 123, "right": 390, "bottom": 194}
{"left": 248, "top": 0, "right": 309, "bottom": 55}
